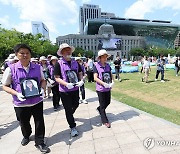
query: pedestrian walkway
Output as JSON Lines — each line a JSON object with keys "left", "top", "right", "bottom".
{"left": 0, "top": 88, "right": 179, "bottom": 154}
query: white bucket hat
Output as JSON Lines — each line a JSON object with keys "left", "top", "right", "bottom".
{"left": 75, "top": 57, "right": 82, "bottom": 61}
{"left": 39, "top": 56, "right": 47, "bottom": 61}
{"left": 57, "top": 43, "right": 75, "bottom": 56}
{"left": 13, "top": 56, "right": 19, "bottom": 61}
{"left": 7, "top": 58, "right": 15, "bottom": 62}
{"left": 8, "top": 53, "right": 15, "bottom": 59}
{"left": 47, "top": 54, "right": 53, "bottom": 58}
{"left": 50, "top": 56, "right": 58, "bottom": 61}
{"left": 31, "top": 58, "right": 38, "bottom": 62}
{"left": 97, "top": 49, "right": 111, "bottom": 58}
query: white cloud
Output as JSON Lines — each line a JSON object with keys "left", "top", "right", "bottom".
{"left": 0, "top": 15, "right": 10, "bottom": 27}
{"left": 124, "top": 0, "right": 180, "bottom": 19}
{"left": 14, "top": 21, "right": 32, "bottom": 33}
{"left": 82, "top": 0, "right": 91, "bottom": 3}
{"left": 0, "top": 0, "right": 79, "bottom": 42}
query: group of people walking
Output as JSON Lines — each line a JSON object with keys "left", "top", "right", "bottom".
{"left": 1, "top": 43, "right": 114, "bottom": 153}
{"left": 140, "top": 55, "right": 180, "bottom": 83}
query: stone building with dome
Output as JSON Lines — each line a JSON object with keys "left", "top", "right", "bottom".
{"left": 56, "top": 22, "right": 145, "bottom": 59}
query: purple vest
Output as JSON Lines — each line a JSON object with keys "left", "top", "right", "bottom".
{"left": 80, "top": 64, "right": 86, "bottom": 75}
{"left": 48, "top": 65, "right": 57, "bottom": 84}
{"left": 95, "top": 62, "right": 111, "bottom": 92}
{"left": 58, "top": 58, "right": 79, "bottom": 92}
{"left": 9, "top": 61, "right": 43, "bottom": 106}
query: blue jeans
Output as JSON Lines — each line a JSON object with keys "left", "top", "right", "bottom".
{"left": 156, "top": 70, "right": 164, "bottom": 80}
{"left": 115, "top": 68, "right": 120, "bottom": 80}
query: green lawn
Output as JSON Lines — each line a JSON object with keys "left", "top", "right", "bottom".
{"left": 85, "top": 67, "right": 180, "bottom": 125}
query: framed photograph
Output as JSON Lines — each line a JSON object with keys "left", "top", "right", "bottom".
{"left": 66, "top": 70, "right": 78, "bottom": 84}
{"left": 20, "top": 78, "right": 41, "bottom": 98}
{"left": 102, "top": 72, "right": 112, "bottom": 84}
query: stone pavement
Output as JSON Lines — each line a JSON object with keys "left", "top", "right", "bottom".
{"left": 0, "top": 87, "right": 180, "bottom": 154}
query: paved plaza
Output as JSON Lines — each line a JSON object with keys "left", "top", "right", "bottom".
{"left": 0, "top": 87, "right": 180, "bottom": 154}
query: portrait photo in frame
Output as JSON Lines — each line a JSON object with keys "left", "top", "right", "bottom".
{"left": 20, "top": 77, "right": 41, "bottom": 98}
{"left": 102, "top": 72, "right": 112, "bottom": 84}
{"left": 66, "top": 70, "right": 78, "bottom": 84}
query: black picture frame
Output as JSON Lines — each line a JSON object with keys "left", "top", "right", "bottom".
{"left": 102, "top": 72, "right": 112, "bottom": 84}
{"left": 66, "top": 70, "right": 78, "bottom": 84}
{"left": 20, "top": 77, "right": 41, "bottom": 98}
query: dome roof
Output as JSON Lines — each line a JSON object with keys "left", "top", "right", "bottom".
{"left": 98, "top": 23, "right": 115, "bottom": 35}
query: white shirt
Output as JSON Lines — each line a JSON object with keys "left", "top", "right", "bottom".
{"left": 1, "top": 63, "right": 45, "bottom": 107}
{"left": 87, "top": 59, "right": 93, "bottom": 69}
{"left": 1, "top": 64, "right": 45, "bottom": 86}
{"left": 143, "top": 60, "right": 150, "bottom": 69}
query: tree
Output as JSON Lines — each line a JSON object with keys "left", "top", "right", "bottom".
{"left": 0, "top": 27, "right": 58, "bottom": 62}
{"left": 176, "top": 48, "right": 180, "bottom": 57}
{"left": 130, "top": 48, "right": 146, "bottom": 57}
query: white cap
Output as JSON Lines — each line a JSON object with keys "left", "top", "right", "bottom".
{"left": 13, "top": 56, "right": 19, "bottom": 61}
{"left": 50, "top": 56, "right": 58, "bottom": 61}
{"left": 97, "top": 49, "right": 110, "bottom": 58}
{"left": 39, "top": 56, "right": 47, "bottom": 61}
{"left": 75, "top": 57, "right": 82, "bottom": 61}
{"left": 57, "top": 43, "right": 75, "bottom": 56}
{"left": 47, "top": 54, "right": 53, "bottom": 58}
{"left": 7, "top": 58, "right": 15, "bottom": 62}
{"left": 31, "top": 58, "right": 38, "bottom": 62}
{"left": 8, "top": 53, "right": 15, "bottom": 59}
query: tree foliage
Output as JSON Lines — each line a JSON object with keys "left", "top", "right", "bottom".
{"left": 73, "top": 47, "right": 94, "bottom": 58}
{"left": 0, "top": 27, "right": 58, "bottom": 61}
{"left": 130, "top": 47, "right": 177, "bottom": 57}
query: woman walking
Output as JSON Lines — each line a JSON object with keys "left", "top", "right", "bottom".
{"left": 93, "top": 49, "right": 114, "bottom": 128}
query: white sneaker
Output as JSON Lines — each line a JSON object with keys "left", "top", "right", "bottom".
{"left": 161, "top": 80, "right": 165, "bottom": 83}
{"left": 155, "top": 79, "right": 158, "bottom": 81}
{"left": 176, "top": 74, "right": 178, "bottom": 77}
{"left": 71, "top": 127, "right": 79, "bottom": 137}
{"left": 82, "top": 99, "right": 88, "bottom": 104}
{"left": 119, "top": 79, "right": 122, "bottom": 82}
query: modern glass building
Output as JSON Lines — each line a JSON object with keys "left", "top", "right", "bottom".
{"left": 31, "top": 21, "right": 49, "bottom": 40}
{"left": 84, "top": 18, "right": 180, "bottom": 49}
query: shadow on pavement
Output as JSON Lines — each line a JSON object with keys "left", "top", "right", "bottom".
{"left": 86, "top": 97, "right": 98, "bottom": 102}
{"left": 46, "top": 129, "right": 71, "bottom": 146}
{"left": 46, "top": 109, "right": 140, "bottom": 146}
{"left": 0, "top": 121, "right": 19, "bottom": 138}
{"left": 109, "top": 110, "right": 139, "bottom": 121}
{"left": 43, "top": 106, "right": 63, "bottom": 115}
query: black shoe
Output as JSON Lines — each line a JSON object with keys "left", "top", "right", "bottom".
{"left": 21, "top": 137, "right": 30, "bottom": 146}
{"left": 35, "top": 143, "right": 50, "bottom": 153}
{"left": 54, "top": 108, "right": 57, "bottom": 111}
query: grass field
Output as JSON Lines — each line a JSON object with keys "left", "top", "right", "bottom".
{"left": 85, "top": 66, "right": 180, "bottom": 125}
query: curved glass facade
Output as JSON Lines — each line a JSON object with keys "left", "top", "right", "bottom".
{"left": 84, "top": 19, "right": 180, "bottom": 48}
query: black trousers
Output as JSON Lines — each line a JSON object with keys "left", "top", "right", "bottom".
{"left": 115, "top": 68, "right": 120, "bottom": 80}
{"left": 97, "top": 91, "right": 111, "bottom": 123}
{"left": 87, "top": 71, "right": 94, "bottom": 82}
{"left": 14, "top": 102, "right": 45, "bottom": 145}
{"left": 156, "top": 70, "right": 164, "bottom": 80}
{"left": 80, "top": 84, "right": 85, "bottom": 100}
{"left": 51, "top": 85, "right": 61, "bottom": 108}
{"left": 60, "top": 90, "right": 79, "bottom": 128}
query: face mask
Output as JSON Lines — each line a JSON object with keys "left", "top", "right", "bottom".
{"left": 66, "top": 55, "right": 72, "bottom": 59}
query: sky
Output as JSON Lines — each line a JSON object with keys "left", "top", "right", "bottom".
{"left": 0, "top": 0, "right": 180, "bottom": 43}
